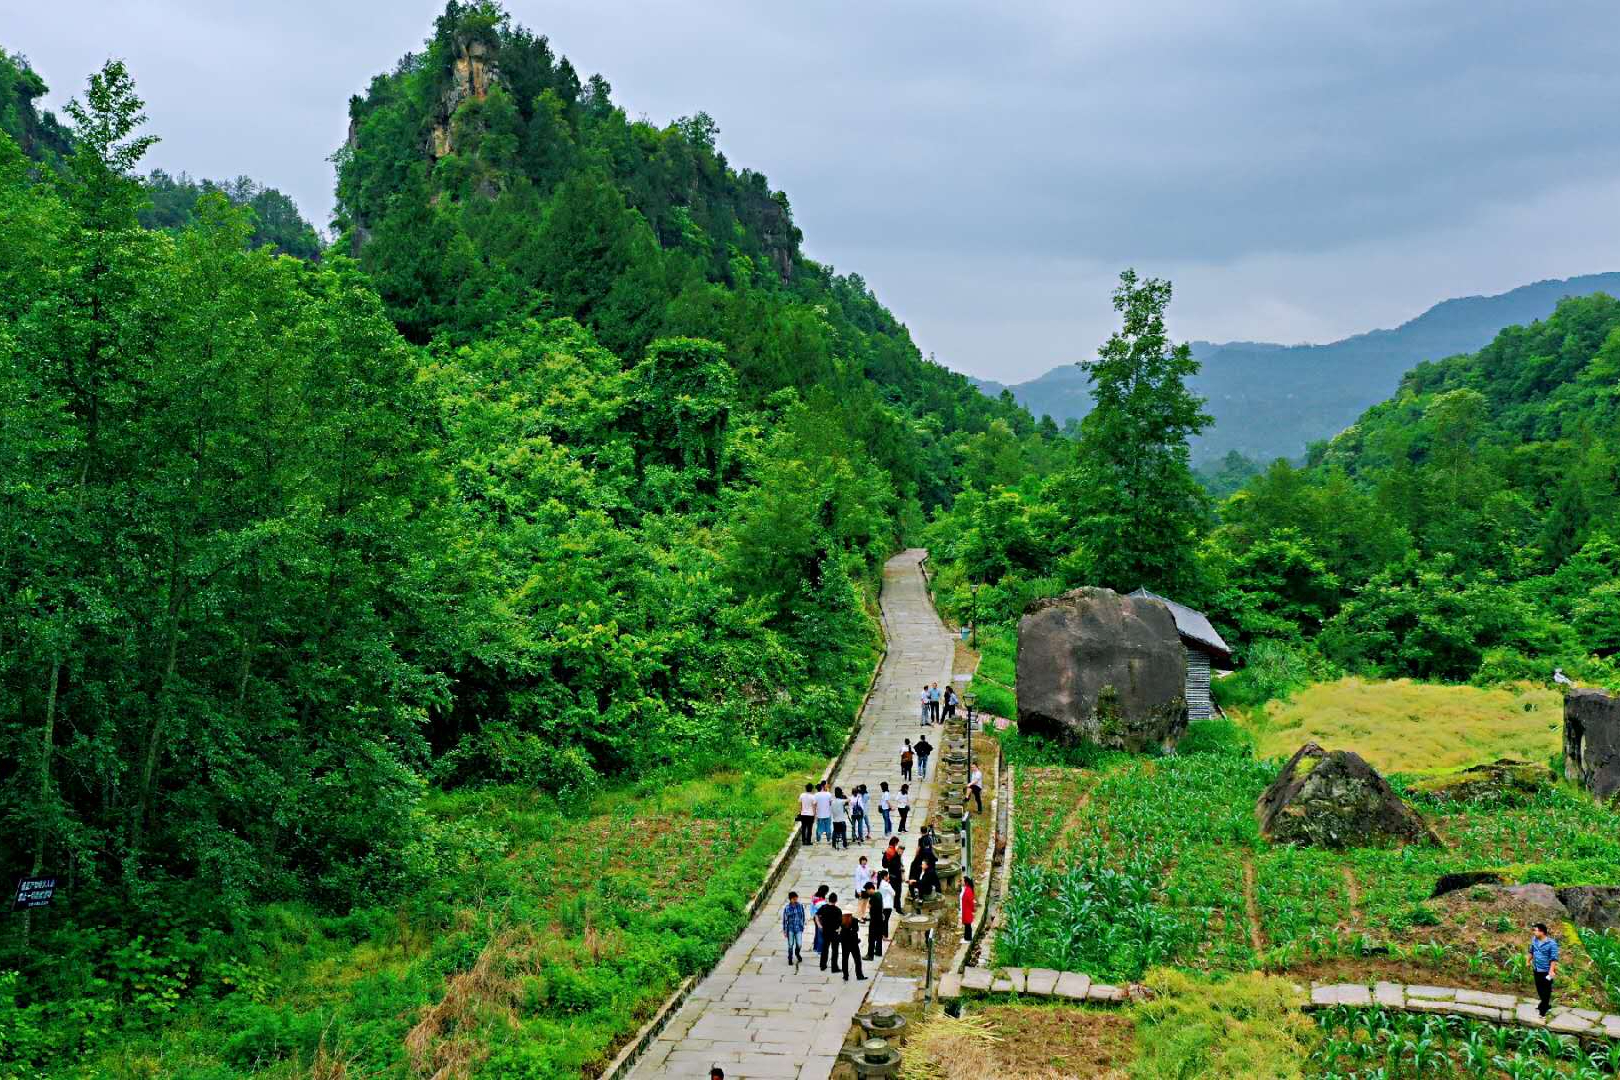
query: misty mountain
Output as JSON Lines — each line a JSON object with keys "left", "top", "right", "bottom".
{"left": 975, "top": 272, "right": 1620, "bottom": 464}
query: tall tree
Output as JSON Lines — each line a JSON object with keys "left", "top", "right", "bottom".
{"left": 1059, "top": 269, "right": 1211, "bottom": 594}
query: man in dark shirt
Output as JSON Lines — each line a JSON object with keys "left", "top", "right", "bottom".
{"left": 915, "top": 735, "right": 933, "bottom": 779}
{"left": 818, "top": 893, "right": 844, "bottom": 973}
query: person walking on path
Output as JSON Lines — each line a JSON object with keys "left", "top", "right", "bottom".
{"left": 830, "top": 786, "right": 850, "bottom": 849}
{"left": 850, "top": 784, "right": 868, "bottom": 844}
{"left": 900, "top": 741, "right": 914, "bottom": 782}
{"left": 818, "top": 893, "right": 844, "bottom": 973}
{"left": 877, "top": 782, "right": 893, "bottom": 836}
{"left": 1530, "top": 922, "right": 1560, "bottom": 1016}
{"left": 813, "top": 782, "right": 833, "bottom": 845}
{"left": 915, "top": 734, "right": 933, "bottom": 779}
{"left": 882, "top": 839, "right": 906, "bottom": 915}
{"left": 969, "top": 764, "right": 984, "bottom": 813}
{"left": 920, "top": 687, "right": 931, "bottom": 726}
{"left": 810, "top": 885, "right": 829, "bottom": 958}
{"left": 897, "top": 784, "right": 911, "bottom": 833}
{"left": 929, "top": 682, "right": 942, "bottom": 723}
{"left": 797, "top": 783, "right": 816, "bottom": 846}
{"left": 839, "top": 912, "right": 866, "bottom": 981}
{"left": 960, "top": 876, "right": 976, "bottom": 942}
{"left": 781, "top": 891, "right": 806, "bottom": 965}
{"left": 873, "top": 872, "right": 894, "bottom": 956}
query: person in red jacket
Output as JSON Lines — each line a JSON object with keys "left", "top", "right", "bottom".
{"left": 960, "top": 876, "right": 976, "bottom": 941}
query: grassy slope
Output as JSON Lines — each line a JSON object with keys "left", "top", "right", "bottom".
{"left": 1237, "top": 678, "right": 1563, "bottom": 774}
{"left": 72, "top": 757, "right": 822, "bottom": 1080}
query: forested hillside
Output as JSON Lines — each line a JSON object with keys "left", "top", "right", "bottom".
{"left": 929, "top": 286, "right": 1620, "bottom": 702}
{"left": 978, "top": 273, "right": 1620, "bottom": 467}
{"left": 0, "top": 6, "right": 1062, "bottom": 1072}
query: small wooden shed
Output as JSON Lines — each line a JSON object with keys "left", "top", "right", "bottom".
{"left": 1129, "top": 589, "right": 1233, "bottom": 720}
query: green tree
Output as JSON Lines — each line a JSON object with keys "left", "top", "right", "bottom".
{"left": 1059, "top": 269, "right": 1211, "bottom": 593}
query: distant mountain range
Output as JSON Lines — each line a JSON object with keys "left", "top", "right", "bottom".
{"left": 973, "top": 273, "right": 1620, "bottom": 465}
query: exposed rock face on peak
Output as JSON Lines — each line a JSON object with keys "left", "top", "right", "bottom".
{"left": 429, "top": 36, "right": 497, "bottom": 161}
{"left": 1257, "top": 743, "right": 1439, "bottom": 848}
{"left": 1015, "top": 587, "right": 1186, "bottom": 752}
{"left": 1565, "top": 688, "right": 1620, "bottom": 803}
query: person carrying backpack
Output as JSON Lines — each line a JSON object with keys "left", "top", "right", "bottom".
{"left": 900, "top": 740, "right": 914, "bottom": 782}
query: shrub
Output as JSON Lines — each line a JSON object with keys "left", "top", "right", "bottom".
{"left": 1131, "top": 968, "right": 1317, "bottom": 1079}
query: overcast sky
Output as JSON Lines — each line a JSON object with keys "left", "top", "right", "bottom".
{"left": 13, "top": 1, "right": 1620, "bottom": 382}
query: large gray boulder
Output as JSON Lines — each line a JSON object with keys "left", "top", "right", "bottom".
{"left": 1015, "top": 587, "right": 1187, "bottom": 752}
{"left": 1558, "top": 887, "right": 1620, "bottom": 932}
{"left": 1257, "top": 743, "right": 1439, "bottom": 848}
{"left": 1565, "top": 689, "right": 1620, "bottom": 803}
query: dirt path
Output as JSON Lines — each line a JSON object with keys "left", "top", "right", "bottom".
{"left": 1242, "top": 855, "right": 1266, "bottom": 955}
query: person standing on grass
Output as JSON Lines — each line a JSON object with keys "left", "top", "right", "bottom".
{"left": 797, "top": 783, "right": 816, "bottom": 846}
{"left": 920, "top": 686, "right": 931, "bottom": 726}
{"left": 813, "top": 781, "right": 833, "bottom": 845}
{"left": 830, "top": 785, "right": 850, "bottom": 849}
{"left": 882, "top": 839, "right": 905, "bottom": 914}
{"left": 818, "top": 893, "right": 844, "bottom": 973}
{"left": 781, "top": 891, "right": 806, "bottom": 965}
{"left": 878, "top": 782, "right": 894, "bottom": 836}
{"left": 900, "top": 741, "right": 914, "bottom": 782}
{"left": 969, "top": 764, "right": 984, "bottom": 813}
{"left": 873, "top": 871, "right": 894, "bottom": 956}
{"left": 897, "top": 784, "right": 911, "bottom": 832}
{"left": 839, "top": 912, "right": 866, "bottom": 981}
{"left": 810, "top": 885, "right": 829, "bottom": 957}
{"left": 960, "top": 876, "right": 976, "bottom": 942}
{"left": 915, "top": 734, "right": 933, "bottom": 779}
{"left": 1530, "top": 922, "right": 1560, "bottom": 1016}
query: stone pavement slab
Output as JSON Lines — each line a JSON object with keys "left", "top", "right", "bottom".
{"left": 626, "top": 550, "right": 953, "bottom": 1080}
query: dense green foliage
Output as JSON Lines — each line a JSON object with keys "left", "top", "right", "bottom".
{"left": 140, "top": 170, "right": 322, "bottom": 259}
{"left": 0, "top": 49, "right": 71, "bottom": 163}
{"left": 334, "top": 0, "right": 1050, "bottom": 510}
{"left": 0, "top": 7, "right": 1061, "bottom": 1070}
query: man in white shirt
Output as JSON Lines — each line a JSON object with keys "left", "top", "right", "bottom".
{"left": 813, "top": 782, "right": 834, "bottom": 845}
{"left": 969, "top": 765, "right": 984, "bottom": 813}
{"left": 797, "top": 783, "right": 816, "bottom": 846}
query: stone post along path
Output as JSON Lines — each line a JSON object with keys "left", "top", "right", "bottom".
{"left": 627, "top": 549, "right": 954, "bottom": 1080}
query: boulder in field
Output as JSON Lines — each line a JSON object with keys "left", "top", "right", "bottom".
{"left": 1408, "top": 759, "right": 1556, "bottom": 806}
{"left": 1557, "top": 887, "right": 1620, "bottom": 932}
{"left": 1564, "top": 688, "right": 1620, "bottom": 803}
{"left": 1016, "top": 587, "right": 1187, "bottom": 752}
{"left": 1257, "top": 743, "right": 1439, "bottom": 848}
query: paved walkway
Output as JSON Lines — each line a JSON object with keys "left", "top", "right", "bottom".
{"left": 629, "top": 549, "right": 954, "bottom": 1080}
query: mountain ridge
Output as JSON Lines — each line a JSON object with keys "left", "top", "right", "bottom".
{"left": 975, "top": 272, "right": 1620, "bottom": 463}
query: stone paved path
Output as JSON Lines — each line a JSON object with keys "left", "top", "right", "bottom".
{"left": 628, "top": 549, "right": 953, "bottom": 1080}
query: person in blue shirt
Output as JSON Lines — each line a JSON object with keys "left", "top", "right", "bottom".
{"left": 1529, "top": 922, "right": 1560, "bottom": 1016}
{"left": 781, "top": 891, "right": 805, "bottom": 966}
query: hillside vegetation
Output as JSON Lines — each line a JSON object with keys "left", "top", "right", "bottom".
{"left": 0, "top": 6, "right": 1068, "bottom": 1074}
{"left": 1239, "top": 678, "right": 1563, "bottom": 775}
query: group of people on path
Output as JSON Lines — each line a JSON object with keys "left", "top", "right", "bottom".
{"left": 778, "top": 694, "right": 980, "bottom": 992}
{"left": 919, "top": 682, "right": 957, "bottom": 725}
{"left": 797, "top": 780, "right": 913, "bottom": 847}
{"left": 780, "top": 827, "right": 977, "bottom": 980}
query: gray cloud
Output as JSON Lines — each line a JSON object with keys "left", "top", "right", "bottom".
{"left": 13, "top": 0, "right": 1620, "bottom": 381}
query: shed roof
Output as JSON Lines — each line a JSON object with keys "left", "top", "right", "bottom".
{"left": 1130, "top": 588, "right": 1234, "bottom": 668}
